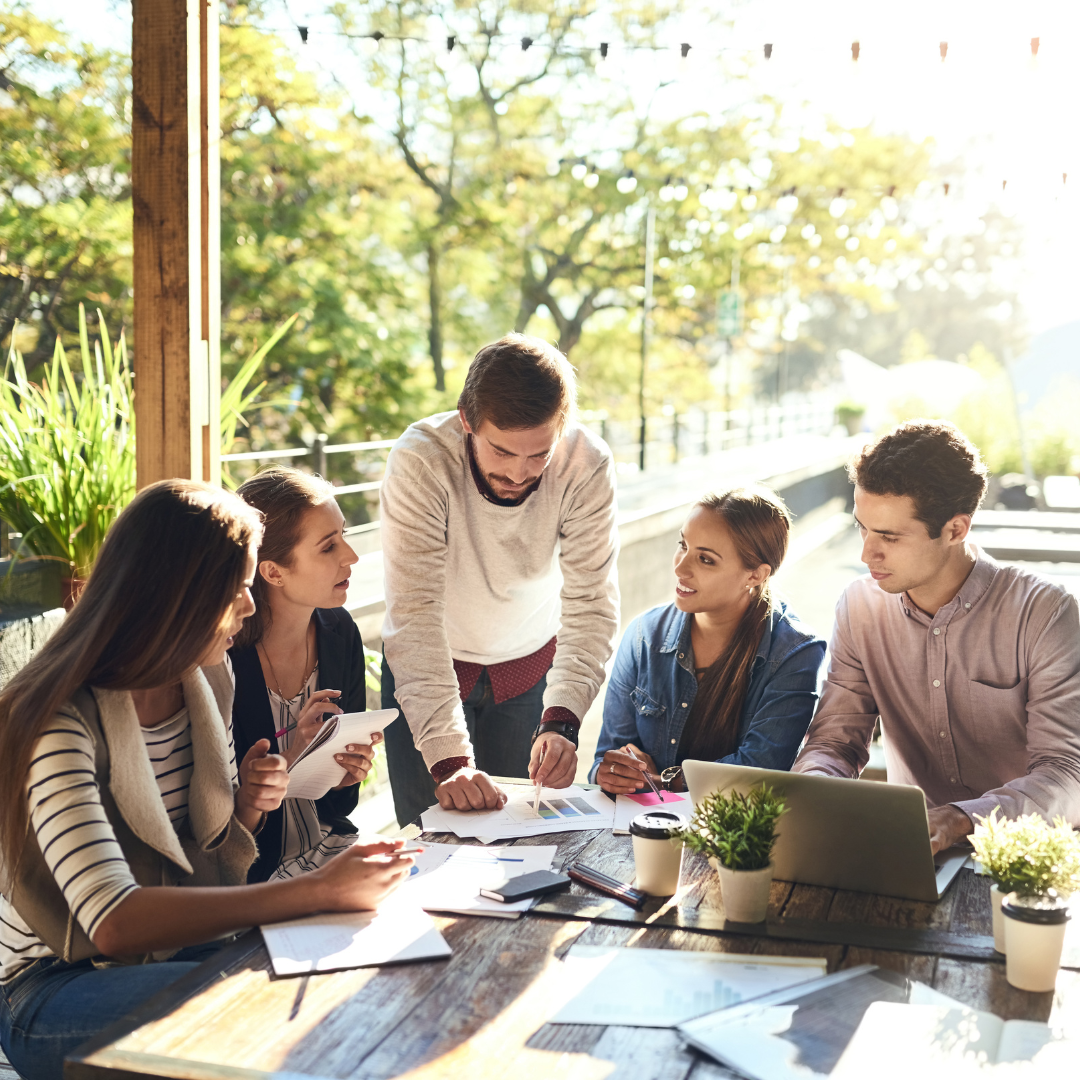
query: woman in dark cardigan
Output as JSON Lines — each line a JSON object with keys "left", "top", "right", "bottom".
{"left": 229, "top": 467, "right": 376, "bottom": 882}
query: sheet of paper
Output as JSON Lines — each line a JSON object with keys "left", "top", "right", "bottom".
{"left": 679, "top": 965, "right": 967, "bottom": 1080}
{"left": 420, "top": 784, "right": 614, "bottom": 839}
{"left": 260, "top": 904, "right": 450, "bottom": 976}
{"left": 285, "top": 708, "right": 397, "bottom": 800}
{"left": 387, "top": 842, "right": 557, "bottom": 918}
{"left": 833, "top": 1002, "right": 1076, "bottom": 1077}
{"left": 552, "top": 946, "right": 826, "bottom": 1028}
{"left": 613, "top": 790, "right": 692, "bottom": 834}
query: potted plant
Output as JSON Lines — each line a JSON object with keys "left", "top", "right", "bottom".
{"left": 836, "top": 401, "right": 866, "bottom": 436}
{"left": 681, "top": 784, "right": 787, "bottom": 923}
{"left": 0, "top": 305, "right": 294, "bottom": 602}
{"left": 970, "top": 808, "right": 1080, "bottom": 954}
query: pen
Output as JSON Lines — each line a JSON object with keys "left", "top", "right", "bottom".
{"left": 567, "top": 861, "right": 647, "bottom": 911}
{"left": 534, "top": 741, "right": 547, "bottom": 813}
{"left": 625, "top": 745, "right": 665, "bottom": 802}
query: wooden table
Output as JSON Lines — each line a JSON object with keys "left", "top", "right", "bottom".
{"left": 67, "top": 828, "right": 1080, "bottom": 1080}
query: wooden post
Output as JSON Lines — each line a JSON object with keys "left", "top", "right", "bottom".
{"left": 132, "top": 0, "right": 220, "bottom": 488}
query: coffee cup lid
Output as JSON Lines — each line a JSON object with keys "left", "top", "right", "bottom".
{"left": 1002, "top": 892, "right": 1072, "bottom": 925}
{"left": 629, "top": 811, "right": 688, "bottom": 839}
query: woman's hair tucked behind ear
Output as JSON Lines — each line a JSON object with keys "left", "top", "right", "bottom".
{"left": 678, "top": 487, "right": 792, "bottom": 763}
{"left": 232, "top": 465, "right": 335, "bottom": 650}
{"left": 0, "top": 480, "right": 262, "bottom": 870}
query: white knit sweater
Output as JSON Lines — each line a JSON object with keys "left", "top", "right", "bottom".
{"left": 380, "top": 411, "right": 619, "bottom": 768}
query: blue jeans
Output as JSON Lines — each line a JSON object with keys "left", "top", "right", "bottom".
{"left": 0, "top": 942, "right": 223, "bottom": 1080}
{"left": 382, "top": 656, "right": 547, "bottom": 827}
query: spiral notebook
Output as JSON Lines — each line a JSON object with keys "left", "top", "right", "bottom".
{"left": 285, "top": 707, "right": 397, "bottom": 800}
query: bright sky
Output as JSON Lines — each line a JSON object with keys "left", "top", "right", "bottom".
{"left": 34, "top": 0, "right": 1080, "bottom": 336}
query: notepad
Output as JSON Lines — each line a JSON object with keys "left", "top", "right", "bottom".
{"left": 285, "top": 708, "right": 397, "bottom": 800}
{"left": 260, "top": 905, "right": 450, "bottom": 976}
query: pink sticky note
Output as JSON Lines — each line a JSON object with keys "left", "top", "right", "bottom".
{"left": 625, "top": 791, "right": 685, "bottom": 806}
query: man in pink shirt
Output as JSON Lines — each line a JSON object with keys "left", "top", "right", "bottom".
{"left": 793, "top": 420, "right": 1080, "bottom": 853}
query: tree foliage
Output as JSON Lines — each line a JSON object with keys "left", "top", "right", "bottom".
{"left": 0, "top": 1, "right": 1030, "bottom": 455}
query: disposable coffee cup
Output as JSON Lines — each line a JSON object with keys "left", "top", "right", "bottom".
{"left": 1002, "top": 893, "right": 1071, "bottom": 992}
{"left": 629, "top": 811, "right": 688, "bottom": 896}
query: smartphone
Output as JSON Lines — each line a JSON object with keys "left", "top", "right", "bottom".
{"left": 479, "top": 870, "right": 571, "bottom": 903}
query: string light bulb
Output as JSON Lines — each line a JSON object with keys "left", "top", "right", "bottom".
{"left": 680, "top": 43, "right": 691, "bottom": 58}
{"left": 939, "top": 41, "right": 947, "bottom": 61}
{"left": 851, "top": 41, "right": 860, "bottom": 62}
{"left": 1031, "top": 37, "right": 1040, "bottom": 57}
{"left": 599, "top": 42, "right": 609, "bottom": 58}
{"left": 521, "top": 37, "right": 533, "bottom": 51}
{"left": 616, "top": 171, "right": 638, "bottom": 194}
{"left": 764, "top": 43, "right": 773, "bottom": 59}
{"left": 298, "top": 26, "right": 308, "bottom": 44}
{"left": 446, "top": 35, "right": 455, "bottom": 52}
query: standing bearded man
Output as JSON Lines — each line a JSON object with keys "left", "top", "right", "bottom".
{"left": 379, "top": 334, "right": 620, "bottom": 827}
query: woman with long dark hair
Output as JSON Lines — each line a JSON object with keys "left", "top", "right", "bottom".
{"left": 230, "top": 466, "right": 376, "bottom": 881}
{"left": 592, "top": 486, "right": 826, "bottom": 794}
{"left": 0, "top": 481, "right": 414, "bottom": 1080}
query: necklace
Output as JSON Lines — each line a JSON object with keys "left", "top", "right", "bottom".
{"left": 258, "top": 630, "right": 312, "bottom": 701}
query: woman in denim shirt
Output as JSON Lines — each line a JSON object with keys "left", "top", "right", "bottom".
{"left": 592, "top": 486, "right": 826, "bottom": 794}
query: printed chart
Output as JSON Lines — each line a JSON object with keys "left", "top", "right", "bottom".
{"left": 421, "top": 784, "right": 615, "bottom": 839}
{"left": 552, "top": 946, "right": 827, "bottom": 1028}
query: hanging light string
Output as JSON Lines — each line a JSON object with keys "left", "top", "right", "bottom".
{"left": 253, "top": 8, "right": 1052, "bottom": 66}
{"left": 262, "top": 5, "right": 1067, "bottom": 196}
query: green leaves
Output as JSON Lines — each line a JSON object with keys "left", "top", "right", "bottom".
{"left": 0, "top": 303, "right": 134, "bottom": 575}
{"left": 681, "top": 784, "right": 787, "bottom": 873}
{"left": 970, "top": 807, "right": 1080, "bottom": 899}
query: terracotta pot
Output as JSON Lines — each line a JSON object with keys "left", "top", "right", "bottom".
{"left": 711, "top": 857, "right": 774, "bottom": 923}
{"left": 61, "top": 576, "right": 86, "bottom": 611}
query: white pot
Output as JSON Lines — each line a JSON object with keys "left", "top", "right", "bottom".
{"left": 711, "top": 858, "right": 774, "bottom": 923}
{"left": 990, "top": 883, "right": 1006, "bottom": 953}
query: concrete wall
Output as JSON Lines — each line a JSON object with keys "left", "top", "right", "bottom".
{"left": 352, "top": 452, "right": 855, "bottom": 652}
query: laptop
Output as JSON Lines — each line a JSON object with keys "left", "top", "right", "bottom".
{"left": 682, "top": 761, "right": 969, "bottom": 902}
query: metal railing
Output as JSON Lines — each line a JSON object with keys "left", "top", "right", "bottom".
{"left": 222, "top": 396, "right": 840, "bottom": 498}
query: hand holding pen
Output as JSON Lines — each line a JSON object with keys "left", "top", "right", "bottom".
{"left": 596, "top": 743, "right": 662, "bottom": 797}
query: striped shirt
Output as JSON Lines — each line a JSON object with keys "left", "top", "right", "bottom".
{"left": 0, "top": 707, "right": 239, "bottom": 983}
{"left": 267, "top": 666, "right": 356, "bottom": 880}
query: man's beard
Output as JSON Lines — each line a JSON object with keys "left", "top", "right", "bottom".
{"left": 484, "top": 469, "right": 543, "bottom": 500}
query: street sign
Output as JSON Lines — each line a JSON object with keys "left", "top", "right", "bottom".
{"left": 718, "top": 290, "right": 742, "bottom": 337}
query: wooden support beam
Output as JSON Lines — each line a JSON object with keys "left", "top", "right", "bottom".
{"left": 132, "top": 0, "right": 220, "bottom": 488}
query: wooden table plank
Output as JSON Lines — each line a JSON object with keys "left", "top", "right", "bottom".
{"left": 65, "top": 828, "right": 1080, "bottom": 1080}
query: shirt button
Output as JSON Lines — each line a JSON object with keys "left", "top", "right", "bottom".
{"left": 671, "top": 738, "right": 677, "bottom": 744}
{"left": 933, "top": 679, "right": 941, "bottom": 687}
{"left": 950, "top": 777, "right": 957, "bottom": 783}
{"left": 933, "top": 628, "right": 941, "bottom": 636}
{"left": 678, "top": 652, "right": 684, "bottom": 659}
{"left": 681, "top": 702, "right": 688, "bottom": 708}
{"left": 939, "top": 731, "right": 947, "bottom": 738}
{"left": 965, "top": 603, "right": 971, "bottom": 609}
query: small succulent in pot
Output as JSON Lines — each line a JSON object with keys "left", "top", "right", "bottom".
{"left": 970, "top": 807, "right": 1080, "bottom": 953}
{"left": 681, "top": 784, "right": 787, "bottom": 871}
{"left": 681, "top": 784, "right": 787, "bottom": 923}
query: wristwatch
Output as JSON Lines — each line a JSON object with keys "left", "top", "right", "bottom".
{"left": 532, "top": 719, "right": 580, "bottom": 748}
{"left": 659, "top": 766, "right": 684, "bottom": 792}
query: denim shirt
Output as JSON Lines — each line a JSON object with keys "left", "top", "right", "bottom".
{"left": 590, "top": 601, "right": 827, "bottom": 780}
